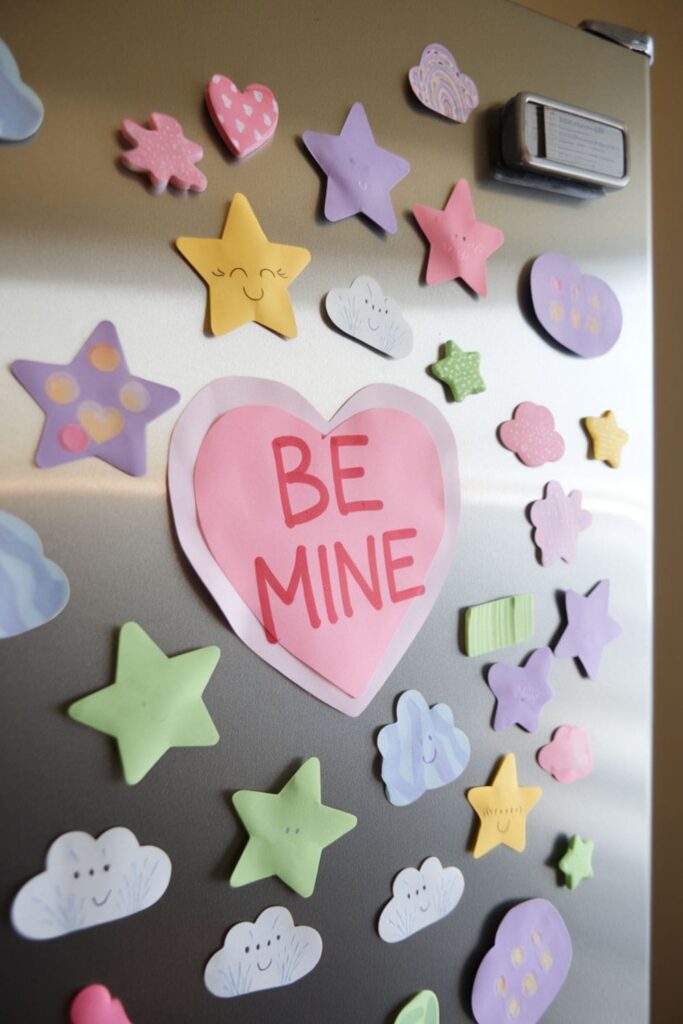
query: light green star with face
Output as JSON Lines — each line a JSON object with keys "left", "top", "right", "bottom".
{"left": 558, "top": 834, "right": 594, "bottom": 890}
{"left": 431, "top": 340, "right": 485, "bottom": 402}
{"left": 230, "top": 757, "right": 357, "bottom": 897}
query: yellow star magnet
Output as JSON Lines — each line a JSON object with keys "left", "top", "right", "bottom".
{"left": 176, "top": 193, "right": 311, "bottom": 338}
{"left": 467, "top": 753, "right": 542, "bottom": 858}
{"left": 584, "top": 410, "right": 629, "bottom": 468}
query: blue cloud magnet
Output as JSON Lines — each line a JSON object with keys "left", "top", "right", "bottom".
{"left": 0, "top": 38, "right": 44, "bottom": 141}
{"left": 0, "top": 511, "right": 69, "bottom": 638}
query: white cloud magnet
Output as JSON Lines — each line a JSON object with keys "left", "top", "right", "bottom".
{"left": 325, "top": 275, "right": 413, "bottom": 358}
{"left": 11, "top": 827, "right": 171, "bottom": 940}
{"left": 378, "top": 856, "right": 464, "bottom": 943}
{"left": 204, "top": 906, "right": 322, "bottom": 998}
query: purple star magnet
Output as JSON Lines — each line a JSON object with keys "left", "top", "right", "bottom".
{"left": 11, "top": 321, "right": 180, "bottom": 476}
{"left": 554, "top": 579, "right": 621, "bottom": 678}
{"left": 487, "top": 647, "right": 554, "bottom": 732}
{"left": 302, "top": 102, "right": 410, "bottom": 234}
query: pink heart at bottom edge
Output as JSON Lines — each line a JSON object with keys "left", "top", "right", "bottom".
{"left": 205, "top": 74, "right": 278, "bottom": 157}
{"left": 70, "top": 985, "right": 132, "bottom": 1024}
{"left": 168, "top": 378, "right": 460, "bottom": 717}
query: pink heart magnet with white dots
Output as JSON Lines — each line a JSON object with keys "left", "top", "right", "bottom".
{"left": 205, "top": 74, "right": 279, "bottom": 157}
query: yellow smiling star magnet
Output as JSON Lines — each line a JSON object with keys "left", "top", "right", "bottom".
{"left": 467, "top": 753, "right": 542, "bottom": 859}
{"left": 176, "top": 193, "right": 311, "bottom": 338}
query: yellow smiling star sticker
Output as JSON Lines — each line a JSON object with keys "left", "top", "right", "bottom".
{"left": 467, "top": 753, "right": 542, "bottom": 859}
{"left": 176, "top": 193, "right": 311, "bottom": 338}
{"left": 584, "top": 410, "right": 629, "bottom": 468}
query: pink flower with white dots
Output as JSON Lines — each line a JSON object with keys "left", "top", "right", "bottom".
{"left": 499, "top": 401, "right": 565, "bottom": 467}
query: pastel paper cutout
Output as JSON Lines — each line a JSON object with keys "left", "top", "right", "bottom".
{"left": 558, "top": 835, "right": 594, "bottom": 889}
{"left": 11, "top": 321, "right": 180, "bottom": 476}
{"left": 0, "top": 38, "right": 44, "bottom": 141}
{"left": 120, "top": 112, "right": 206, "bottom": 192}
{"left": 413, "top": 180, "right": 503, "bottom": 297}
{"left": 70, "top": 985, "right": 132, "bottom": 1024}
{"left": 467, "top": 753, "right": 542, "bottom": 858}
{"left": 325, "top": 276, "right": 412, "bottom": 358}
{"left": 530, "top": 253, "right": 622, "bottom": 358}
{"left": 168, "top": 378, "right": 460, "bottom": 717}
{"left": 408, "top": 43, "right": 478, "bottom": 123}
{"left": 206, "top": 74, "right": 279, "bottom": 157}
{"left": 11, "top": 827, "right": 171, "bottom": 939}
{"left": 377, "top": 690, "right": 470, "bottom": 806}
{"left": 0, "top": 510, "right": 69, "bottom": 638}
{"left": 204, "top": 906, "right": 322, "bottom": 998}
{"left": 378, "top": 856, "right": 464, "bottom": 942}
{"left": 302, "top": 102, "right": 410, "bottom": 234}
{"left": 230, "top": 757, "right": 357, "bottom": 897}
{"left": 471, "top": 898, "right": 572, "bottom": 1024}
{"left": 530, "top": 481, "right": 591, "bottom": 566}
{"left": 430, "top": 340, "right": 485, "bottom": 401}
{"left": 585, "top": 410, "right": 629, "bottom": 467}
{"left": 465, "top": 595, "right": 534, "bottom": 657}
{"left": 554, "top": 579, "right": 621, "bottom": 678}
{"left": 538, "top": 725, "right": 594, "bottom": 783}
{"left": 500, "top": 402, "right": 565, "bottom": 467}
{"left": 395, "top": 991, "right": 440, "bottom": 1024}
{"left": 176, "top": 193, "right": 310, "bottom": 338}
{"left": 68, "top": 622, "right": 220, "bottom": 784}
{"left": 487, "top": 647, "right": 554, "bottom": 733}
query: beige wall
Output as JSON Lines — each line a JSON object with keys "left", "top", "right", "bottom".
{"left": 519, "top": 2, "right": 682, "bottom": 1020}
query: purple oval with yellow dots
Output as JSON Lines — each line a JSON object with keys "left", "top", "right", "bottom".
{"left": 530, "top": 253, "right": 622, "bottom": 358}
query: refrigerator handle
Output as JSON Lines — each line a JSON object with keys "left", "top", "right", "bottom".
{"left": 580, "top": 20, "right": 655, "bottom": 65}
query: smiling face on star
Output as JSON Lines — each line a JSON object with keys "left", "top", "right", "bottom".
{"left": 483, "top": 799, "right": 525, "bottom": 834}
{"left": 211, "top": 263, "right": 289, "bottom": 303}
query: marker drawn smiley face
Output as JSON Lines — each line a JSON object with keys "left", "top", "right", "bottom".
{"left": 211, "top": 264, "right": 289, "bottom": 303}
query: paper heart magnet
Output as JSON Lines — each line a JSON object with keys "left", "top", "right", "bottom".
{"left": 408, "top": 43, "right": 479, "bottom": 123}
{"left": 530, "top": 253, "right": 622, "bottom": 357}
{"left": 206, "top": 74, "right": 278, "bottom": 157}
{"left": 168, "top": 378, "right": 460, "bottom": 716}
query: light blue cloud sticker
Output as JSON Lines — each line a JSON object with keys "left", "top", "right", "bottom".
{"left": 377, "top": 689, "right": 471, "bottom": 806}
{"left": 0, "top": 38, "right": 44, "bottom": 142}
{"left": 0, "top": 510, "right": 69, "bottom": 638}
{"left": 325, "top": 275, "right": 413, "bottom": 358}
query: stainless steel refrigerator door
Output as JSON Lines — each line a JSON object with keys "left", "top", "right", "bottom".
{"left": 0, "top": 1, "right": 651, "bottom": 1021}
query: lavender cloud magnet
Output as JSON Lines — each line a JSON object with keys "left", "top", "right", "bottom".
{"left": 530, "top": 253, "right": 622, "bottom": 358}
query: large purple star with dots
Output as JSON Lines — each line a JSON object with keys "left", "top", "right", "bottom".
{"left": 11, "top": 321, "right": 180, "bottom": 476}
{"left": 554, "top": 579, "right": 622, "bottom": 678}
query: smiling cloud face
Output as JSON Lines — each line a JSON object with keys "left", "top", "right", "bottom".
{"left": 0, "top": 510, "right": 70, "bottom": 639}
{"left": 378, "top": 857, "right": 464, "bottom": 943}
{"left": 10, "top": 827, "right": 171, "bottom": 940}
{"left": 204, "top": 906, "right": 322, "bottom": 998}
{"left": 325, "top": 275, "right": 413, "bottom": 358}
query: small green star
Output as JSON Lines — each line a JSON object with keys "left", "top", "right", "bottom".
{"left": 230, "top": 757, "right": 357, "bottom": 897}
{"left": 430, "top": 340, "right": 485, "bottom": 402}
{"left": 558, "top": 834, "right": 594, "bottom": 890}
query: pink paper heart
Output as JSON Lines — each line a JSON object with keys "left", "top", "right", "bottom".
{"left": 408, "top": 43, "right": 479, "bottom": 123}
{"left": 70, "top": 985, "right": 131, "bottom": 1024}
{"left": 205, "top": 74, "right": 278, "bottom": 157}
{"left": 168, "top": 379, "right": 460, "bottom": 716}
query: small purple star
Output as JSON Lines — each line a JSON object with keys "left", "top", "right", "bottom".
{"left": 487, "top": 647, "right": 554, "bottom": 732}
{"left": 302, "top": 102, "right": 410, "bottom": 234}
{"left": 11, "top": 321, "right": 180, "bottom": 476}
{"left": 554, "top": 579, "right": 621, "bottom": 678}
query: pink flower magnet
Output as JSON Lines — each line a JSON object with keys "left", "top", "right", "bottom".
{"left": 408, "top": 43, "right": 479, "bottom": 123}
{"left": 120, "top": 112, "right": 207, "bottom": 192}
{"left": 206, "top": 74, "right": 278, "bottom": 157}
{"left": 499, "top": 402, "right": 564, "bottom": 467}
{"left": 538, "top": 725, "right": 594, "bottom": 783}
{"left": 530, "top": 253, "right": 622, "bottom": 358}
{"left": 70, "top": 985, "right": 131, "bottom": 1024}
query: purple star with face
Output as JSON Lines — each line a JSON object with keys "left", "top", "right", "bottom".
{"left": 487, "top": 647, "right": 554, "bottom": 732}
{"left": 554, "top": 579, "right": 621, "bottom": 678}
{"left": 302, "top": 102, "right": 410, "bottom": 233}
{"left": 11, "top": 321, "right": 180, "bottom": 476}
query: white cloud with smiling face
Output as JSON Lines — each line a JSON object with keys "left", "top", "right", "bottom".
{"left": 204, "top": 906, "right": 322, "bottom": 998}
{"left": 325, "top": 275, "right": 413, "bottom": 358}
{"left": 378, "top": 857, "right": 464, "bottom": 943}
{"left": 11, "top": 827, "right": 171, "bottom": 940}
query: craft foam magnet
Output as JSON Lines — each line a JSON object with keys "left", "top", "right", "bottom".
{"left": 378, "top": 857, "right": 464, "bottom": 943}
{"left": 204, "top": 906, "right": 322, "bottom": 997}
{"left": 120, "top": 112, "right": 207, "bottom": 192}
{"left": 176, "top": 194, "right": 310, "bottom": 338}
{"left": 530, "top": 481, "right": 591, "bottom": 566}
{"left": 230, "top": 757, "right": 357, "bottom": 898}
{"left": 70, "top": 985, "right": 132, "bottom": 1024}
{"left": 11, "top": 827, "right": 171, "bottom": 939}
{"left": 467, "top": 753, "right": 541, "bottom": 858}
{"left": 499, "top": 402, "right": 564, "bottom": 467}
{"left": 68, "top": 622, "right": 220, "bottom": 784}
{"left": 206, "top": 74, "right": 278, "bottom": 158}
{"left": 584, "top": 410, "right": 629, "bottom": 467}
{"left": 538, "top": 725, "right": 594, "bottom": 783}
{"left": 395, "top": 991, "right": 440, "bottom": 1024}
{"left": 325, "top": 276, "right": 413, "bottom": 358}
{"left": 554, "top": 579, "right": 621, "bottom": 678}
{"left": 302, "top": 102, "right": 410, "bottom": 234}
{"left": 487, "top": 647, "right": 553, "bottom": 733}
{"left": 465, "top": 595, "right": 534, "bottom": 657}
{"left": 408, "top": 43, "right": 478, "bottom": 123}
{"left": 558, "top": 835, "right": 594, "bottom": 890}
{"left": 0, "top": 38, "right": 44, "bottom": 141}
{"left": 413, "top": 180, "right": 503, "bottom": 297}
{"left": 530, "top": 253, "right": 622, "bottom": 358}
{"left": 471, "top": 898, "right": 572, "bottom": 1023}
{"left": 378, "top": 690, "right": 470, "bottom": 806}
{"left": 168, "top": 378, "right": 460, "bottom": 717}
{"left": 431, "top": 341, "right": 485, "bottom": 402}
{"left": 0, "top": 511, "right": 69, "bottom": 638}
{"left": 11, "top": 321, "right": 180, "bottom": 476}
